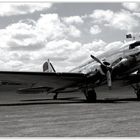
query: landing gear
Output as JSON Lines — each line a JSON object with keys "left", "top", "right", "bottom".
{"left": 84, "top": 89, "right": 97, "bottom": 103}
{"left": 136, "top": 89, "right": 140, "bottom": 101}
{"left": 136, "top": 70, "right": 140, "bottom": 100}
{"left": 131, "top": 84, "right": 140, "bottom": 101}
{"left": 53, "top": 93, "right": 58, "bottom": 100}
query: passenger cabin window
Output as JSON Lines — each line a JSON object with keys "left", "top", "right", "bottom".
{"left": 129, "top": 41, "right": 140, "bottom": 49}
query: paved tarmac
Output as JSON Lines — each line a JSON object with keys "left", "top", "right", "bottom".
{"left": 0, "top": 85, "right": 140, "bottom": 136}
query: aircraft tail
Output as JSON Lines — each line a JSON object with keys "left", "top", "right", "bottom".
{"left": 43, "top": 59, "right": 56, "bottom": 72}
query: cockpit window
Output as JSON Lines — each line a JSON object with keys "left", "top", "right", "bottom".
{"left": 129, "top": 41, "right": 140, "bottom": 49}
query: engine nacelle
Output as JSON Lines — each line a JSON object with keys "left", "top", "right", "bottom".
{"left": 112, "top": 56, "right": 136, "bottom": 76}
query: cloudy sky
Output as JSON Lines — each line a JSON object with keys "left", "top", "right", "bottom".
{"left": 0, "top": 2, "right": 140, "bottom": 72}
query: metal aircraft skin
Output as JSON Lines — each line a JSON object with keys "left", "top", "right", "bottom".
{"left": 1, "top": 35, "right": 140, "bottom": 102}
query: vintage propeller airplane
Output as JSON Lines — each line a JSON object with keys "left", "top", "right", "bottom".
{"left": 0, "top": 34, "right": 140, "bottom": 102}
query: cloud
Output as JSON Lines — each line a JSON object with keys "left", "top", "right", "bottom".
{"left": 0, "top": 21, "right": 44, "bottom": 51}
{"left": 31, "top": 39, "right": 83, "bottom": 72}
{"left": 8, "top": 40, "right": 45, "bottom": 51}
{"left": 36, "top": 14, "right": 66, "bottom": 40}
{"left": 66, "top": 41, "right": 124, "bottom": 72}
{"left": 0, "top": 18, "right": 124, "bottom": 72}
{"left": 0, "top": 5, "right": 131, "bottom": 72}
{"left": 90, "top": 25, "right": 101, "bottom": 35}
{"left": 32, "top": 39, "right": 82, "bottom": 62}
{"left": 0, "top": 11, "right": 84, "bottom": 72}
{"left": 0, "top": 3, "right": 52, "bottom": 16}
{"left": 68, "top": 25, "right": 81, "bottom": 37}
{"left": 0, "top": 25, "right": 124, "bottom": 72}
{"left": 90, "top": 9, "right": 114, "bottom": 23}
{"left": 0, "top": 37, "right": 107, "bottom": 72}
{"left": 52, "top": 39, "right": 107, "bottom": 71}
{"left": 90, "top": 9, "right": 139, "bottom": 31}
{"left": 122, "top": 2, "right": 140, "bottom": 12}
{"left": 83, "top": 40, "right": 106, "bottom": 52}
{"left": 106, "top": 10, "right": 139, "bottom": 31}
{"left": 37, "top": 13, "right": 81, "bottom": 40}
{"left": 0, "top": 13, "right": 81, "bottom": 52}
{"left": 67, "top": 40, "right": 107, "bottom": 71}
{"left": 63, "top": 16, "right": 84, "bottom": 24}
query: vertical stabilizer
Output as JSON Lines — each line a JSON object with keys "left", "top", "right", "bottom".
{"left": 43, "top": 59, "right": 56, "bottom": 72}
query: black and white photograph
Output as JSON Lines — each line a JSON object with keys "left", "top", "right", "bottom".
{"left": 0, "top": 1, "right": 140, "bottom": 137}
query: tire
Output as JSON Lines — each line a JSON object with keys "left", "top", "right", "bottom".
{"left": 136, "top": 90, "right": 140, "bottom": 101}
{"left": 53, "top": 93, "right": 58, "bottom": 100}
{"left": 86, "top": 89, "right": 97, "bottom": 103}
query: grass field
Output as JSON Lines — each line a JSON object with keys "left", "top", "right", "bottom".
{"left": 0, "top": 85, "right": 140, "bottom": 136}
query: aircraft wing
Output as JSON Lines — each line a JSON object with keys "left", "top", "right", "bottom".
{"left": 0, "top": 71, "right": 86, "bottom": 93}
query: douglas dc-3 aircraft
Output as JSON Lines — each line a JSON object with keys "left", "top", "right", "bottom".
{"left": 1, "top": 34, "right": 140, "bottom": 102}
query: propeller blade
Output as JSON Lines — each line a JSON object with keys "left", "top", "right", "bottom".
{"left": 90, "top": 55, "right": 103, "bottom": 65}
{"left": 91, "top": 55, "right": 112, "bottom": 89}
{"left": 106, "top": 70, "right": 112, "bottom": 89}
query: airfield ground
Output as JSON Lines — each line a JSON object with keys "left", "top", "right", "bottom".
{"left": 0, "top": 85, "right": 140, "bottom": 136}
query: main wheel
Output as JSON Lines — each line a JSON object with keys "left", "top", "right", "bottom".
{"left": 136, "top": 89, "right": 140, "bottom": 101}
{"left": 85, "top": 89, "right": 97, "bottom": 103}
{"left": 53, "top": 93, "right": 58, "bottom": 100}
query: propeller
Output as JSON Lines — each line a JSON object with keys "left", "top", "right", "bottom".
{"left": 90, "top": 55, "right": 103, "bottom": 65}
{"left": 90, "top": 55, "right": 112, "bottom": 89}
